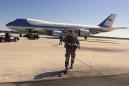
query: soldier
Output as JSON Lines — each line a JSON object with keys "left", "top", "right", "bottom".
{"left": 59, "top": 33, "right": 63, "bottom": 45}
{"left": 63, "top": 30, "right": 80, "bottom": 71}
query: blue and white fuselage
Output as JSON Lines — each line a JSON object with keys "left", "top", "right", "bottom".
{"left": 6, "top": 13, "right": 116, "bottom": 37}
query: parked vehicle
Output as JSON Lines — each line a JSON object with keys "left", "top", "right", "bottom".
{"left": 0, "top": 35, "right": 20, "bottom": 43}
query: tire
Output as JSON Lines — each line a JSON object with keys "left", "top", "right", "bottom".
{"left": 84, "top": 37, "right": 87, "bottom": 40}
{"left": 13, "top": 38, "right": 17, "bottom": 42}
{"left": 1, "top": 39, "right": 5, "bottom": 43}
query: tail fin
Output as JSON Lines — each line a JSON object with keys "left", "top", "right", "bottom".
{"left": 99, "top": 13, "right": 117, "bottom": 27}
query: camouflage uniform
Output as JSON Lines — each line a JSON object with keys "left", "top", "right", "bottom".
{"left": 63, "top": 35, "right": 80, "bottom": 70}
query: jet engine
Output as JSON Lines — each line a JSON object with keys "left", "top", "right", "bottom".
{"left": 79, "top": 29, "right": 90, "bottom": 37}
{"left": 52, "top": 30, "right": 62, "bottom": 38}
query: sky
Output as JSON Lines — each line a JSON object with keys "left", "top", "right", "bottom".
{"left": 0, "top": 0, "right": 129, "bottom": 37}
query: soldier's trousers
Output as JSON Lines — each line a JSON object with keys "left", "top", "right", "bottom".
{"left": 65, "top": 48, "right": 76, "bottom": 68}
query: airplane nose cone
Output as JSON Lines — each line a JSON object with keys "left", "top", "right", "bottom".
{"left": 6, "top": 22, "right": 12, "bottom": 26}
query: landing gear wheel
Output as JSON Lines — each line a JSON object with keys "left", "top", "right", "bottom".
{"left": 84, "top": 37, "right": 87, "bottom": 40}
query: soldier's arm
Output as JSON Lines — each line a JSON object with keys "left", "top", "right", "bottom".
{"left": 63, "top": 36, "right": 68, "bottom": 44}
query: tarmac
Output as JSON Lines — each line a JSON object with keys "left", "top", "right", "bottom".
{"left": 0, "top": 35, "right": 129, "bottom": 86}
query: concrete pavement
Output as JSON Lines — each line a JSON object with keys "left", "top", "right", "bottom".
{"left": 1, "top": 73, "right": 129, "bottom": 86}
{"left": 0, "top": 36, "right": 129, "bottom": 85}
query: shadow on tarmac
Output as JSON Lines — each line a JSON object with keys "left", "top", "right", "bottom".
{"left": 80, "top": 46, "right": 126, "bottom": 52}
{"left": 87, "top": 40, "right": 119, "bottom": 44}
{"left": 40, "top": 36, "right": 58, "bottom": 39}
{"left": 33, "top": 70, "right": 67, "bottom": 80}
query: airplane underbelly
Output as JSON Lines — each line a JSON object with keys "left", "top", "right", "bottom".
{"left": 7, "top": 26, "right": 32, "bottom": 31}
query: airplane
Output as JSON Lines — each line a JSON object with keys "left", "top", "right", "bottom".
{"left": 6, "top": 13, "right": 116, "bottom": 39}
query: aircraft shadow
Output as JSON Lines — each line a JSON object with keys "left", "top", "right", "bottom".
{"left": 87, "top": 39, "right": 119, "bottom": 44}
{"left": 33, "top": 70, "right": 67, "bottom": 80}
{"left": 80, "top": 46, "right": 126, "bottom": 52}
{"left": 40, "top": 36, "right": 58, "bottom": 39}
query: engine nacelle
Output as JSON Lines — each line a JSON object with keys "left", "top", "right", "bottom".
{"left": 79, "top": 29, "right": 90, "bottom": 37}
{"left": 52, "top": 30, "right": 62, "bottom": 38}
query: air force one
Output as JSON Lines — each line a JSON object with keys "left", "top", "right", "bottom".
{"left": 6, "top": 13, "right": 116, "bottom": 39}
